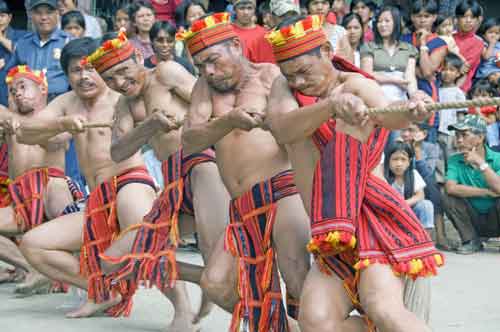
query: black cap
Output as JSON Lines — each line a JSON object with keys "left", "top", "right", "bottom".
{"left": 29, "top": 0, "right": 57, "bottom": 10}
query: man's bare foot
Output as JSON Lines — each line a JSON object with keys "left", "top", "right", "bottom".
{"left": 193, "top": 292, "right": 214, "bottom": 323}
{"left": 14, "top": 271, "right": 51, "bottom": 295}
{"left": 65, "top": 296, "right": 122, "bottom": 318}
{"left": 0, "top": 267, "right": 16, "bottom": 284}
{"left": 167, "top": 312, "right": 200, "bottom": 332}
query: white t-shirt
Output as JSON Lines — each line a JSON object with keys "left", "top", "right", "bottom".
{"left": 391, "top": 170, "right": 426, "bottom": 196}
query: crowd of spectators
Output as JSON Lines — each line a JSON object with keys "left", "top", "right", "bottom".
{"left": 1, "top": 0, "right": 500, "bottom": 255}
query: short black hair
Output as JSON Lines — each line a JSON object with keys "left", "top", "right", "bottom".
{"left": 455, "top": 0, "right": 482, "bottom": 18}
{"left": 443, "top": 52, "right": 464, "bottom": 71}
{"left": 350, "top": 0, "right": 376, "bottom": 13}
{"left": 60, "top": 37, "right": 99, "bottom": 74}
{"left": 61, "top": 10, "right": 86, "bottom": 30}
{"left": 435, "top": 14, "right": 453, "bottom": 29}
{"left": 374, "top": 6, "right": 402, "bottom": 44}
{"left": 469, "top": 79, "right": 496, "bottom": 99}
{"left": 409, "top": 0, "right": 438, "bottom": 16}
{"left": 478, "top": 17, "right": 499, "bottom": 37}
{"left": 175, "top": 0, "right": 207, "bottom": 28}
{"left": 301, "top": 0, "right": 332, "bottom": 9}
{"left": 128, "top": 0, "right": 155, "bottom": 23}
{"left": 0, "top": 0, "right": 11, "bottom": 15}
{"left": 150, "top": 20, "right": 176, "bottom": 41}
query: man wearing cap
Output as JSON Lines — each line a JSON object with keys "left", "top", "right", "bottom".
{"left": 247, "top": 0, "right": 300, "bottom": 64}
{"left": 6, "top": 0, "right": 86, "bottom": 214}
{"left": 265, "top": 15, "right": 442, "bottom": 332}
{"left": 89, "top": 30, "right": 229, "bottom": 331}
{"left": 180, "top": 12, "right": 310, "bottom": 332}
{"left": 0, "top": 65, "right": 83, "bottom": 295}
{"left": 13, "top": 38, "right": 167, "bottom": 319}
{"left": 445, "top": 114, "right": 500, "bottom": 254}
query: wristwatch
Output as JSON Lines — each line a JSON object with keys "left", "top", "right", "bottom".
{"left": 479, "top": 162, "right": 490, "bottom": 172}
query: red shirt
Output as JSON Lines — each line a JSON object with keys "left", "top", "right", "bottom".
{"left": 454, "top": 31, "right": 485, "bottom": 93}
{"left": 232, "top": 24, "right": 267, "bottom": 59}
{"left": 247, "top": 33, "right": 276, "bottom": 64}
{"left": 151, "top": 0, "right": 177, "bottom": 25}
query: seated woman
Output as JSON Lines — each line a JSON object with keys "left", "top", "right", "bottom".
{"left": 341, "top": 12, "right": 365, "bottom": 67}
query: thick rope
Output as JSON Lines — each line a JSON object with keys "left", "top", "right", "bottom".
{"left": 368, "top": 97, "right": 500, "bottom": 114}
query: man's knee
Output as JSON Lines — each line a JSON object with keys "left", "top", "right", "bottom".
{"left": 299, "top": 296, "right": 343, "bottom": 331}
{"left": 200, "top": 263, "right": 233, "bottom": 298}
{"left": 413, "top": 200, "right": 434, "bottom": 228}
{"left": 361, "top": 293, "right": 403, "bottom": 326}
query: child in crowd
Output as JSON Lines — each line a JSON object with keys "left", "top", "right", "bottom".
{"left": 476, "top": 18, "right": 500, "bottom": 80}
{"left": 384, "top": 142, "right": 434, "bottom": 233}
{"left": 454, "top": 0, "right": 484, "bottom": 92}
{"left": 257, "top": 1, "right": 272, "bottom": 30}
{"left": 439, "top": 53, "right": 468, "bottom": 153}
{"left": 61, "top": 10, "right": 86, "bottom": 38}
{"left": 332, "top": 0, "right": 348, "bottom": 22}
{"left": 468, "top": 79, "right": 499, "bottom": 147}
{"left": 350, "top": 0, "right": 375, "bottom": 42}
{"left": 436, "top": 14, "right": 465, "bottom": 62}
{"left": 113, "top": 3, "right": 133, "bottom": 36}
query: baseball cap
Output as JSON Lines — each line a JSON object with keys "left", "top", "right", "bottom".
{"left": 29, "top": 0, "right": 57, "bottom": 10}
{"left": 448, "top": 114, "right": 487, "bottom": 134}
{"left": 270, "top": 0, "right": 300, "bottom": 17}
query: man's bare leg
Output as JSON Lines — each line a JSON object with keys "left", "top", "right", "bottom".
{"left": 0, "top": 206, "right": 51, "bottom": 294}
{"left": 299, "top": 264, "right": 367, "bottom": 332}
{"left": 273, "top": 195, "right": 311, "bottom": 312}
{"left": 20, "top": 212, "right": 122, "bottom": 317}
{"left": 189, "top": 163, "right": 230, "bottom": 321}
{"left": 200, "top": 234, "right": 239, "bottom": 313}
{"left": 359, "top": 264, "right": 432, "bottom": 332}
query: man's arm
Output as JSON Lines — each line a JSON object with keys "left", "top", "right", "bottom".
{"left": 182, "top": 78, "right": 236, "bottom": 155}
{"left": 15, "top": 94, "right": 76, "bottom": 145}
{"left": 266, "top": 75, "right": 333, "bottom": 145}
{"left": 419, "top": 46, "right": 447, "bottom": 80}
{"left": 445, "top": 180, "right": 494, "bottom": 198}
{"left": 156, "top": 61, "right": 196, "bottom": 103}
{"left": 346, "top": 76, "right": 430, "bottom": 130}
{"left": 110, "top": 97, "right": 163, "bottom": 162}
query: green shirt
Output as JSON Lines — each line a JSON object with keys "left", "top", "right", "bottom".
{"left": 446, "top": 145, "right": 500, "bottom": 213}
{"left": 359, "top": 41, "right": 418, "bottom": 72}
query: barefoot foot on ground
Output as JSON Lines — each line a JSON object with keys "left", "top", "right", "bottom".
{"left": 14, "top": 271, "right": 51, "bottom": 295}
{"left": 65, "top": 296, "right": 122, "bottom": 318}
{"left": 193, "top": 291, "right": 214, "bottom": 324}
{"left": 167, "top": 312, "right": 200, "bottom": 332}
{"left": 0, "top": 267, "right": 17, "bottom": 284}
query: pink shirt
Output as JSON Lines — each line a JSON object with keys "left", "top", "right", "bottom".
{"left": 454, "top": 31, "right": 485, "bottom": 93}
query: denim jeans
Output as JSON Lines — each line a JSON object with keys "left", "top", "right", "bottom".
{"left": 412, "top": 199, "right": 434, "bottom": 229}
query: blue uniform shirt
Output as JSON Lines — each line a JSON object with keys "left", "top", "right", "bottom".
{"left": 4, "top": 28, "right": 71, "bottom": 98}
{"left": 0, "top": 27, "right": 29, "bottom": 106}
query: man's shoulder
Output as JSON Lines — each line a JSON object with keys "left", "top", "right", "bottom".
{"left": 16, "top": 32, "right": 36, "bottom": 44}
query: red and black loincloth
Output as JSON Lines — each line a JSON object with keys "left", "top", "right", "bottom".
{"left": 79, "top": 166, "right": 156, "bottom": 317}
{"left": 224, "top": 170, "right": 298, "bottom": 332}
{"left": 7, "top": 167, "right": 84, "bottom": 232}
{"left": 0, "top": 144, "right": 10, "bottom": 208}
{"left": 100, "top": 149, "right": 215, "bottom": 293}
{"left": 294, "top": 56, "right": 444, "bottom": 318}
